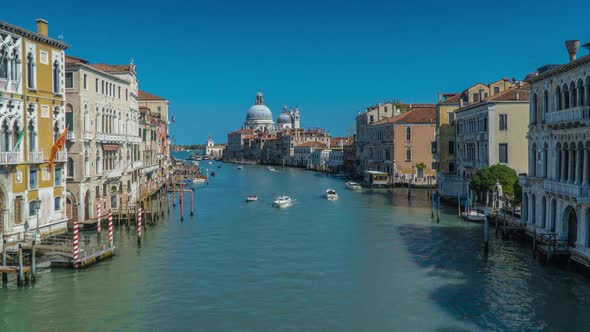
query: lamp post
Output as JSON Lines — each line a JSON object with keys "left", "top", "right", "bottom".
{"left": 31, "top": 199, "right": 42, "bottom": 240}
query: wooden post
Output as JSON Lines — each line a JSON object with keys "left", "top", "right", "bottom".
{"left": 126, "top": 202, "right": 130, "bottom": 228}
{"left": 173, "top": 184, "right": 176, "bottom": 207}
{"left": 31, "top": 240, "right": 36, "bottom": 282}
{"left": 407, "top": 178, "right": 412, "bottom": 199}
{"left": 533, "top": 226, "right": 537, "bottom": 258}
{"left": 437, "top": 193, "right": 441, "bottom": 224}
{"left": 190, "top": 190, "right": 194, "bottom": 216}
{"left": 17, "top": 244, "right": 24, "bottom": 286}
{"left": 458, "top": 192, "right": 461, "bottom": 217}
{"left": 2, "top": 239, "right": 7, "bottom": 284}
{"left": 484, "top": 216, "right": 489, "bottom": 254}
{"left": 137, "top": 208, "right": 142, "bottom": 246}
{"left": 431, "top": 192, "right": 434, "bottom": 219}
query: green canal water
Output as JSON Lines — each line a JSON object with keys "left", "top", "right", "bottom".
{"left": 2, "top": 157, "right": 590, "bottom": 331}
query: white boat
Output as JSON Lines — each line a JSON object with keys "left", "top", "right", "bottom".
{"left": 237, "top": 166, "right": 243, "bottom": 170}
{"left": 194, "top": 178, "right": 206, "bottom": 184}
{"left": 345, "top": 181, "right": 362, "bottom": 191}
{"left": 246, "top": 195, "right": 258, "bottom": 202}
{"left": 325, "top": 189, "right": 338, "bottom": 200}
{"left": 464, "top": 210, "right": 486, "bottom": 222}
{"left": 208, "top": 161, "right": 213, "bottom": 165}
{"left": 266, "top": 166, "right": 276, "bottom": 172}
{"left": 273, "top": 196, "right": 293, "bottom": 208}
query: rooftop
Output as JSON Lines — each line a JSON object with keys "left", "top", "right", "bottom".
{"left": 372, "top": 106, "right": 436, "bottom": 125}
{"left": 296, "top": 141, "right": 327, "bottom": 148}
{"left": 139, "top": 90, "right": 167, "bottom": 101}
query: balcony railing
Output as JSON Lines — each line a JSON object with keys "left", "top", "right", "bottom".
{"left": 543, "top": 180, "right": 590, "bottom": 198}
{"left": 132, "top": 160, "right": 142, "bottom": 169}
{"left": 66, "top": 131, "right": 75, "bottom": 140}
{"left": 83, "top": 131, "right": 93, "bottom": 140}
{"left": 106, "top": 168, "right": 122, "bottom": 178}
{"left": 0, "top": 152, "right": 22, "bottom": 164}
{"left": 56, "top": 150, "right": 68, "bottom": 162}
{"left": 28, "top": 151, "right": 43, "bottom": 163}
{"left": 545, "top": 106, "right": 590, "bottom": 126}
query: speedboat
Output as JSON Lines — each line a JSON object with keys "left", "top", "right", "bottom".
{"left": 246, "top": 195, "right": 258, "bottom": 202}
{"left": 273, "top": 196, "right": 293, "bottom": 208}
{"left": 464, "top": 210, "right": 486, "bottom": 222}
{"left": 194, "top": 177, "right": 206, "bottom": 184}
{"left": 325, "top": 189, "right": 338, "bottom": 200}
{"left": 266, "top": 166, "right": 276, "bottom": 172}
{"left": 345, "top": 181, "right": 362, "bottom": 191}
{"left": 237, "top": 165, "right": 243, "bottom": 170}
{"left": 208, "top": 161, "right": 213, "bottom": 165}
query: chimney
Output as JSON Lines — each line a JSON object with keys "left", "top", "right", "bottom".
{"left": 565, "top": 40, "right": 580, "bottom": 61}
{"left": 36, "top": 18, "right": 48, "bottom": 36}
{"left": 438, "top": 92, "right": 442, "bottom": 102}
{"left": 516, "top": 93, "right": 520, "bottom": 100}
{"left": 459, "top": 99, "right": 464, "bottom": 108}
{"left": 478, "top": 89, "right": 484, "bottom": 102}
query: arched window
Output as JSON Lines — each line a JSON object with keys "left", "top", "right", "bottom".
{"left": 54, "top": 196, "right": 62, "bottom": 211}
{"left": 556, "top": 86, "right": 562, "bottom": 111}
{"left": 571, "top": 82, "right": 577, "bottom": 108}
{"left": 1, "top": 120, "right": 10, "bottom": 152}
{"left": 83, "top": 105, "right": 89, "bottom": 131}
{"left": 563, "top": 84, "right": 570, "bottom": 109}
{"left": 10, "top": 49, "right": 19, "bottom": 81}
{"left": 543, "top": 90, "right": 549, "bottom": 115}
{"left": 28, "top": 117, "right": 36, "bottom": 152}
{"left": 67, "top": 157, "right": 74, "bottom": 178}
{"left": 84, "top": 151, "right": 89, "bottom": 177}
{"left": 53, "top": 121, "right": 60, "bottom": 143}
{"left": 405, "top": 127, "right": 411, "bottom": 141}
{"left": 66, "top": 104, "right": 74, "bottom": 130}
{"left": 53, "top": 60, "right": 61, "bottom": 93}
{"left": 531, "top": 93, "right": 538, "bottom": 124}
{"left": 27, "top": 52, "right": 35, "bottom": 89}
{"left": 578, "top": 79, "right": 585, "bottom": 107}
{"left": 0, "top": 46, "right": 8, "bottom": 79}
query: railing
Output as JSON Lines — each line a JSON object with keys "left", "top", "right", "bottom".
{"left": 107, "top": 168, "right": 122, "bottom": 178}
{"left": 66, "top": 131, "right": 75, "bottom": 140}
{"left": 543, "top": 180, "right": 590, "bottom": 198}
{"left": 130, "top": 136, "right": 142, "bottom": 143}
{"left": 83, "top": 131, "right": 93, "bottom": 140}
{"left": 0, "top": 152, "right": 22, "bottom": 164}
{"left": 56, "top": 150, "right": 68, "bottom": 162}
{"left": 545, "top": 106, "right": 590, "bottom": 126}
{"left": 132, "top": 160, "right": 142, "bottom": 169}
{"left": 28, "top": 151, "right": 43, "bottom": 163}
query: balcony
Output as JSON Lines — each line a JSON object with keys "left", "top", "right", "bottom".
{"left": 130, "top": 136, "right": 142, "bottom": 144}
{"left": 56, "top": 150, "right": 67, "bottom": 162}
{"left": 83, "top": 131, "right": 93, "bottom": 140}
{"left": 28, "top": 151, "right": 43, "bottom": 164}
{"left": 0, "top": 152, "right": 22, "bottom": 164}
{"left": 544, "top": 180, "right": 590, "bottom": 202}
{"left": 106, "top": 168, "right": 122, "bottom": 178}
{"left": 132, "top": 160, "right": 142, "bottom": 169}
{"left": 545, "top": 106, "right": 590, "bottom": 127}
{"left": 67, "top": 131, "right": 75, "bottom": 140}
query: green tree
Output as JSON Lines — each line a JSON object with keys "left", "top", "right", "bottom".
{"left": 470, "top": 164, "right": 521, "bottom": 201}
{"left": 415, "top": 162, "right": 427, "bottom": 169}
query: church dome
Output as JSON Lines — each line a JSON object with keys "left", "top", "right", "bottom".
{"left": 277, "top": 112, "right": 292, "bottom": 124}
{"left": 246, "top": 104, "right": 273, "bottom": 121}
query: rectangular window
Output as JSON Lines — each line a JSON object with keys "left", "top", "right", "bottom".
{"left": 494, "top": 87, "right": 500, "bottom": 94}
{"left": 449, "top": 162, "right": 455, "bottom": 173}
{"left": 14, "top": 196, "right": 23, "bottom": 224}
{"left": 65, "top": 72, "right": 73, "bottom": 88}
{"left": 473, "top": 93, "right": 479, "bottom": 102}
{"left": 101, "top": 81, "right": 104, "bottom": 94}
{"left": 42, "top": 167, "right": 50, "bottom": 181}
{"left": 448, "top": 113, "right": 455, "bottom": 125}
{"left": 126, "top": 89, "right": 128, "bottom": 101}
{"left": 499, "top": 143, "right": 508, "bottom": 163}
{"left": 405, "top": 127, "right": 411, "bottom": 141}
{"left": 405, "top": 147, "right": 412, "bottom": 161}
{"left": 118, "top": 86, "right": 121, "bottom": 99}
{"left": 54, "top": 197, "right": 62, "bottom": 211}
{"left": 369, "top": 115, "right": 374, "bottom": 123}
{"left": 83, "top": 74, "right": 88, "bottom": 89}
{"left": 29, "top": 169, "right": 38, "bottom": 189}
{"left": 55, "top": 167, "right": 62, "bottom": 186}
{"left": 95, "top": 78, "right": 99, "bottom": 92}
{"left": 448, "top": 140, "right": 455, "bottom": 155}
{"left": 499, "top": 114, "right": 508, "bottom": 131}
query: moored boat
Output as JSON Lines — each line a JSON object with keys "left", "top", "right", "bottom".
{"left": 325, "top": 189, "right": 338, "bottom": 200}
{"left": 345, "top": 181, "right": 362, "bottom": 191}
{"left": 464, "top": 210, "right": 486, "bottom": 222}
{"left": 273, "top": 196, "right": 293, "bottom": 208}
{"left": 246, "top": 195, "right": 258, "bottom": 202}
{"left": 266, "top": 166, "right": 276, "bottom": 172}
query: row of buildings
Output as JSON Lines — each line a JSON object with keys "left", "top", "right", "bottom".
{"left": 0, "top": 19, "right": 170, "bottom": 245}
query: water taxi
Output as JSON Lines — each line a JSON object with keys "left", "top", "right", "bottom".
{"left": 325, "top": 189, "right": 338, "bottom": 200}
{"left": 345, "top": 181, "right": 362, "bottom": 191}
{"left": 273, "top": 196, "right": 293, "bottom": 208}
{"left": 246, "top": 195, "right": 258, "bottom": 202}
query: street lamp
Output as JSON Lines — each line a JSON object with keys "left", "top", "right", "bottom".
{"left": 31, "top": 199, "right": 42, "bottom": 240}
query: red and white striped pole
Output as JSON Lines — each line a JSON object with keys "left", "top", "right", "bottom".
{"left": 73, "top": 220, "right": 79, "bottom": 268}
{"left": 108, "top": 212, "right": 114, "bottom": 247}
{"left": 137, "top": 208, "right": 142, "bottom": 245}
{"left": 96, "top": 203, "right": 101, "bottom": 233}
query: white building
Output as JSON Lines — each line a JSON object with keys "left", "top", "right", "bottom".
{"left": 205, "top": 136, "right": 225, "bottom": 157}
{"left": 311, "top": 149, "right": 331, "bottom": 171}
{"left": 522, "top": 40, "right": 590, "bottom": 265}
{"left": 244, "top": 90, "right": 275, "bottom": 133}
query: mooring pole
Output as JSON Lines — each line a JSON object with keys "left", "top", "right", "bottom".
{"left": 484, "top": 215, "right": 489, "bottom": 254}
{"left": 173, "top": 184, "right": 176, "bottom": 207}
{"left": 17, "top": 244, "right": 24, "bottom": 286}
{"left": 458, "top": 192, "right": 461, "bottom": 217}
{"left": 2, "top": 239, "right": 7, "bottom": 284}
{"left": 437, "top": 192, "right": 441, "bottom": 224}
{"left": 137, "top": 208, "right": 142, "bottom": 246}
{"left": 431, "top": 192, "right": 434, "bottom": 219}
{"left": 190, "top": 190, "right": 194, "bottom": 216}
{"left": 31, "top": 239, "right": 36, "bottom": 282}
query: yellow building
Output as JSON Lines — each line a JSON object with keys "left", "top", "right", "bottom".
{"left": 0, "top": 19, "right": 69, "bottom": 244}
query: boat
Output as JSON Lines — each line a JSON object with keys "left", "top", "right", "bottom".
{"left": 273, "top": 196, "right": 293, "bottom": 208}
{"left": 217, "top": 165, "right": 222, "bottom": 168}
{"left": 236, "top": 166, "right": 243, "bottom": 170}
{"left": 246, "top": 195, "right": 258, "bottom": 202}
{"left": 208, "top": 161, "right": 213, "bottom": 165}
{"left": 345, "top": 181, "right": 362, "bottom": 191}
{"left": 194, "top": 177, "right": 206, "bottom": 184}
{"left": 210, "top": 171, "right": 215, "bottom": 177}
{"left": 266, "top": 166, "right": 276, "bottom": 172}
{"left": 325, "top": 189, "right": 338, "bottom": 200}
{"left": 464, "top": 210, "right": 486, "bottom": 222}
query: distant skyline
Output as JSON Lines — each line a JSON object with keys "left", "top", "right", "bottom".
{"left": 4, "top": 0, "right": 590, "bottom": 144}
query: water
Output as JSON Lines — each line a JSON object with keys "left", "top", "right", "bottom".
{"left": 2, "top": 161, "right": 590, "bottom": 331}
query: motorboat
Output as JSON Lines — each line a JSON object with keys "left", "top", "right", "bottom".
{"left": 464, "top": 210, "right": 486, "bottom": 222}
{"left": 217, "top": 165, "right": 222, "bottom": 168}
{"left": 210, "top": 171, "right": 215, "bottom": 177}
{"left": 266, "top": 166, "right": 276, "bottom": 172}
{"left": 246, "top": 195, "right": 258, "bottom": 202}
{"left": 194, "top": 177, "right": 206, "bottom": 184}
{"left": 345, "top": 181, "right": 362, "bottom": 191}
{"left": 208, "top": 161, "right": 213, "bottom": 165}
{"left": 273, "top": 196, "right": 293, "bottom": 208}
{"left": 236, "top": 165, "right": 243, "bottom": 170}
{"left": 325, "top": 189, "right": 338, "bottom": 200}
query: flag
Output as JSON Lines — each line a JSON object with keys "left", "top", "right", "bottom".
{"left": 13, "top": 130, "right": 24, "bottom": 151}
{"left": 49, "top": 127, "right": 68, "bottom": 168}
{"left": 170, "top": 116, "right": 175, "bottom": 124}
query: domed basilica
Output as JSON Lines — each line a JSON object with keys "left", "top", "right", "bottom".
{"left": 244, "top": 90, "right": 300, "bottom": 132}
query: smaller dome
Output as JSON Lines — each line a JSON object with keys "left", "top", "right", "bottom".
{"left": 277, "top": 112, "right": 292, "bottom": 124}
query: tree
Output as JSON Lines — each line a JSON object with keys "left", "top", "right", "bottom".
{"left": 415, "top": 162, "right": 427, "bottom": 169}
{"left": 470, "top": 164, "right": 521, "bottom": 202}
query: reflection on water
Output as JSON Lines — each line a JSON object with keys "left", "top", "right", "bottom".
{"left": 1, "top": 162, "right": 589, "bottom": 331}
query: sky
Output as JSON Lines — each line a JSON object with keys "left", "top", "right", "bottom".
{"left": 4, "top": 0, "right": 590, "bottom": 144}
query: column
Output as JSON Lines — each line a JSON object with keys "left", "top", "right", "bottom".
{"left": 569, "top": 147, "right": 575, "bottom": 183}
{"left": 556, "top": 200, "right": 563, "bottom": 238}
{"left": 528, "top": 194, "right": 534, "bottom": 225}
{"left": 584, "top": 146, "right": 590, "bottom": 186}
{"left": 561, "top": 147, "right": 567, "bottom": 182}
{"left": 546, "top": 198, "right": 552, "bottom": 231}
{"left": 577, "top": 206, "right": 586, "bottom": 248}
{"left": 576, "top": 147, "right": 582, "bottom": 185}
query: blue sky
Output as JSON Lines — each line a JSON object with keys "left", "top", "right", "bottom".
{"left": 4, "top": 0, "right": 590, "bottom": 144}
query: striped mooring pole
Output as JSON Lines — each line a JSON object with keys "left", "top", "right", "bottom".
{"left": 73, "top": 220, "right": 80, "bottom": 268}
{"left": 108, "top": 212, "right": 114, "bottom": 247}
{"left": 96, "top": 203, "right": 101, "bottom": 233}
{"left": 137, "top": 208, "right": 143, "bottom": 245}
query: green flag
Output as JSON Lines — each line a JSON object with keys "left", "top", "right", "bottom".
{"left": 13, "top": 130, "right": 24, "bottom": 151}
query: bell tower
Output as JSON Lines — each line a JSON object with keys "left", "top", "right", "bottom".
{"left": 294, "top": 106, "right": 300, "bottom": 129}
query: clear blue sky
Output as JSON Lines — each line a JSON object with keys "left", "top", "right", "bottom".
{"left": 4, "top": 0, "right": 590, "bottom": 144}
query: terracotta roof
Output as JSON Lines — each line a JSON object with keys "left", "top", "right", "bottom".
{"left": 139, "top": 90, "right": 167, "bottom": 101}
{"left": 297, "top": 141, "right": 327, "bottom": 148}
{"left": 65, "top": 55, "right": 88, "bottom": 64}
{"left": 228, "top": 128, "right": 255, "bottom": 135}
{"left": 440, "top": 93, "right": 462, "bottom": 104}
{"left": 87, "top": 63, "right": 132, "bottom": 73}
{"left": 487, "top": 83, "right": 529, "bottom": 102}
{"left": 373, "top": 106, "right": 436, "bottom": 125}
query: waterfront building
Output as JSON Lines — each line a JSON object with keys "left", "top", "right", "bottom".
{"left": 204, "top": 136, "right": 225, "bottom": 157}
{"left": 65, "top": 55, "right": 142, "bottom": 223}
{"left": 343, "top": 141, "right": 356, "bottom": 177}
{"left": 245, "top": 90, "right": 274, "bottom": 132}
{"left": 293, "top": 141, "right": 327, "bottom": 168}
{"left": 276, "top": 128, "right": 330, "bottom": 166}
{"left": 327, "top": 149, "right": 344, "bottom": 173}
{"left": 435, "top": 79, "right": 517, "bottom": 197}
{"left": 522, "top": 40, "right": 590, "bottom": 264}
{"left": 277, "top": 105, "right": 300, "bottom": 130}
{"left": 367, "top": 105, "right": 436, "bottom": 181}
{"left": 310, "top": 149, "right": 332, "bottom": 171}
{"left": 226, "top": 128, "right": 254, "bottom": 161}
{"left": 0, "top": 19, "right": 69, "bottom": 243}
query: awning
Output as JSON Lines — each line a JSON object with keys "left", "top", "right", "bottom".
{"left": 103, "top": 144, "right": 120, "bottom": 151}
